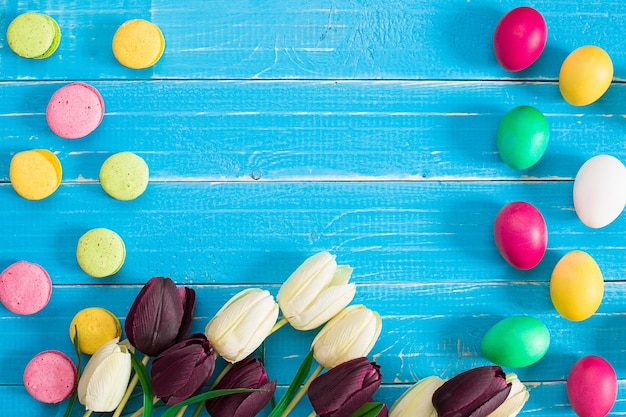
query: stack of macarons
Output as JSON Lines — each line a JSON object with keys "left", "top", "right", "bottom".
{"left": 6, "top": 12, "right": 61, "bottom": 59}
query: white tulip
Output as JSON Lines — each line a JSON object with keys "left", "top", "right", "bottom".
{"left": 389, "top": 376, "right": 445, "bottom": 417}
{"left": 77, "top": 337, "right": 132, "bottom": 412}
{"left": 487, "top": 373, "right": 530, "bottom": 417}
{"left": 311, "top": 304, "right": 382, "bottom": 369}
{"left": 205, "top": 288, "right": 279, "bottom": 363}
{"left": 277, "top": 251, "right": 356, "bottom": 331}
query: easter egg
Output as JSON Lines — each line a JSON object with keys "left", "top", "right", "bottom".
{"left": 550, "top": 250, "right": 603, "bottom": 321}
{"left": 481, "top": 316, "right": 550, "bottom": 368}
{"left": 559, "top": 46, "right": 613, "bottom": 106}
{"left": 494, "top": 201, "right": 547, "bottom": 270}
{"left": 497, "top": 106, "right": 549, "bottom": 170}
{"left": 493, "top": 7, "right": 547, "bottom": 71}
{"left": 573, "top": 155, "right": 626, "bottom": 228}
{"left": 567, "top": 356, "right": 617, "bottom": 417}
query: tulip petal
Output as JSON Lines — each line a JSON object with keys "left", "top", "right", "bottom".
{"left": 277, "top": 252, "right": 337, "bottom": 310}
{"left": 389, "top": 376, "right": 444, "bottom": 417}
{"left": 468, "top": 384, "right": 511, "bottom": 417}
{"left": 177, "top": 287, "right": 196, "bottom": 340}
{"left": 206, "top": 289, "right": 279, "bottom": 363}
{"left": 78, "top": 339, "right": 131, "bottom": 412}
{"left": 312, "top": 305, "right": 382, "bottom": 369}
{"left": 285, "top": 283, "right": 356, "bottom": 331}
{"left": 309, "top": 358, "right": 382, "bottom": 417}
{"left": 486, "top": 374, "right": 529, "bottom": 417}
{"left": 125, "top": 277, "right": 187, "bottom": 356}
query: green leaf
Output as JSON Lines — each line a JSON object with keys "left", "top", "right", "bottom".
{"left": 348, "top": 402, "right": 386, "bottom": 417}
{"left": 161, "top": 388, "right": 263, "bottom": 417}
{"left": 267, "top": 349, "right": 315, "bottom": 417}
{"left": 62, "top": 326, "right": 82, "bottom": 417}
{"left": 131, "top": 352, "right": 154, "bottom": 417}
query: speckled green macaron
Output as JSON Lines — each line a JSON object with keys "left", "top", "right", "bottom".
{"left": 99, "top": 152, "right": 149, "bottom": 200}
{"left": 76, "top": 228, "right": 125, "bottom": 278}
{"left": 7, "top": 12, "right": 61, "bottom": 59}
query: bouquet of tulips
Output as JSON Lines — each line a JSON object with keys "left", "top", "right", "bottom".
{"left": 64, "top": 251, "right": 530, "bottom": 417}
{"left": 70, "top": 251, "right": 388, "bottom": 417}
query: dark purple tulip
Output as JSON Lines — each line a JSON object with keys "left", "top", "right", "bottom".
{"left": 125, "top": 276, "right": 195, "bottom": 356}
{"left": 205, "top": 357, "right": 277, "bottom": 417}
{"left": 308, "top": 357, "right": 383, "bottom": 417}
{"left": 432, "top": 365, "right": 512, "bottom": 417}
{"left": 151, "top": 333, "right": 215, "bottom": 405}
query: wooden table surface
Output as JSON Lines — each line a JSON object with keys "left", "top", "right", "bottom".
{"left": 2, "top": 1, "right": 626, "bottom": 416}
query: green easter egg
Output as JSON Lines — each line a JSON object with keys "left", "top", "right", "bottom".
{"left": 497, "top": 106, "right": 549, "bottom": 170}
{"left": 481, "top": 315, "right": 550, "bottom": 368}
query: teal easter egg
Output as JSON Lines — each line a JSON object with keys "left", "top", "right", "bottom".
{"left": 481, "top": 315, "right": 550, "bottom": 368}
{"left": 497, "top": 106, "right": 549, "bottom": 170}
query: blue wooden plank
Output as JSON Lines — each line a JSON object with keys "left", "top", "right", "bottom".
{"left": 1, "top": 80, "right": 625, "bottom": 182}
{"left": 2, "top": 1, "right": 626, "bottom": 81}
{"left": 0, "top": 181, "right": 623, "bottom": 286}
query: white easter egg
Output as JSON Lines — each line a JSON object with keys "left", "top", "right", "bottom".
{"left": 573, "top": 155, "right": 626, "bottom": 228}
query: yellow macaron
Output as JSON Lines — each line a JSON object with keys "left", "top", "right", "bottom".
{"left": 9, "top": 149, "right": 62, "bottom": 200}
{"left": 69, "top": 307, "right": 122, "bottom": 354}
{"left": 112, "top": 19, "right": 164, "bottom": 69}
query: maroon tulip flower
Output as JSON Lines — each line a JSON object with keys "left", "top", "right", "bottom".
{"left": 151, "top": 333, "right": 215, "bottom": 405}
{"left": 125, "top": 276, "right": 195, "bottom": 356}
{"left": 432, "top": 365, "right": 512, "bottom": 417}
{"left": 308, "top": 357, "right": 383, "bottom": 417}
{"left": 205, "top": 357, "right": 277, "bottom": 417}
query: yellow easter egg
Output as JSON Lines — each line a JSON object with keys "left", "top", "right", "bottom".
{"left": 550, "top": 250, "right": 603, "bottom": 321}
{"left": 559, "top": 46, "right": 613, "bottom": 106}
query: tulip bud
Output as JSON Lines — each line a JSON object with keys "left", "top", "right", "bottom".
{"left": 308, "top": 357, "right": 383, "bottom": 417}
{"left": 151, "top": 333, "right": 216, "bottom": 405}
{"left": 205, "top": 357, "right": 277, "bottom": 417}
{"left": 205, "top": 288, "right": 279, "bottom": 363}
{"left": 486, "top": 373, "right": 529, "bottom": 417}
{"left": 389, "top": 376, "right": 445, "bottom": 417}
{"left": 125, "top": 276, "right": 195, "bottom": 357}
{"left": 311, "top": 305, "right": 382, "bottom": 369}
{"left": 77, "top": 338, "right": 132, "bottom": 412}
{"left": 277, "top": 251, "right": 356, "bottom": 331}
{"left": 432, "top": 366, "right": 512, "bottom": 417}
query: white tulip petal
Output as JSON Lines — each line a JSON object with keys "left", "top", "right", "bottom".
{"left": 312, "top": 305, "right": 382, "bottom": 369}
{"left": 205, "top": 288, "right": 279, "bottom": 363}
{"left": 287, "top": 283, "right": 356, "bottom": 331}
{"left": 389, "top": 376, "right": 444, "bottom": 417}
{"left": 77, "top": 338, "right": 132, "bottom": 412}
{"left": 277, "top": 252, "right": 337, "bottom": 315}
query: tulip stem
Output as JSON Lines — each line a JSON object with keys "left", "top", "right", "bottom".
{"left": 307, "top": 412, "right": 317, "bottom": 417}
{"left": 82, "top": 411, "right": 93, "bottom": 417}
{"left": 128, "top": 396, "right": 160, "bottom": 417}
{"left": 112, "top": 353, "right": 151, "bottom": 417}
{"left": 270, "top": 317, "right": 289, "bottom": 334}
{"left": 279, "top": 364, "right": 324, "bottom": 417}
{"left": 190, "top": 363, "right": 234, "bottom": 417}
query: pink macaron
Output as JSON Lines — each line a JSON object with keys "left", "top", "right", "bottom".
{"left": 46, "top": 82, "right": 105, "bottom": 139}
{"left": 0, "top": 261, "right": 52, "bottom": 315}
{"left": 24, "top": 350, "right": 77, "bottom": 403}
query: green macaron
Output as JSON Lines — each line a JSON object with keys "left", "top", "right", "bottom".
{"left": 7, "top": 12, "right": 61, "bottom": 59}
{"left": 99, "top": 152, "right": 149, "bottom": 200}
{"left": 76, "top": 228, "right": 126, "bottom": 278}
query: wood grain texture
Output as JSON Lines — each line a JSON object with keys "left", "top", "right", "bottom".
{"left": 1, "top": 0, "right": 626, "bottom": 416}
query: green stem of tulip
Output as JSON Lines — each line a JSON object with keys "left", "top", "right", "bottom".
{"left": 270, "top": 317, "right": 289, "bottom": 334}
{"left": 279, "top": 364, "right": 324, "bottom": 417}
{"left": 112, "top": 353, "right": 150, "bottom": 417}
{"left": 128, "top": 396, "right": 160, "bottom": 417}
{"left": 190, "top": 362, "right": 234, "bottom": 417}
{"left": 307, "top": 412, "right": 317, "bottom": 417}
{"left": 82, "top": 410, "right": 93, "bottom": 417}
